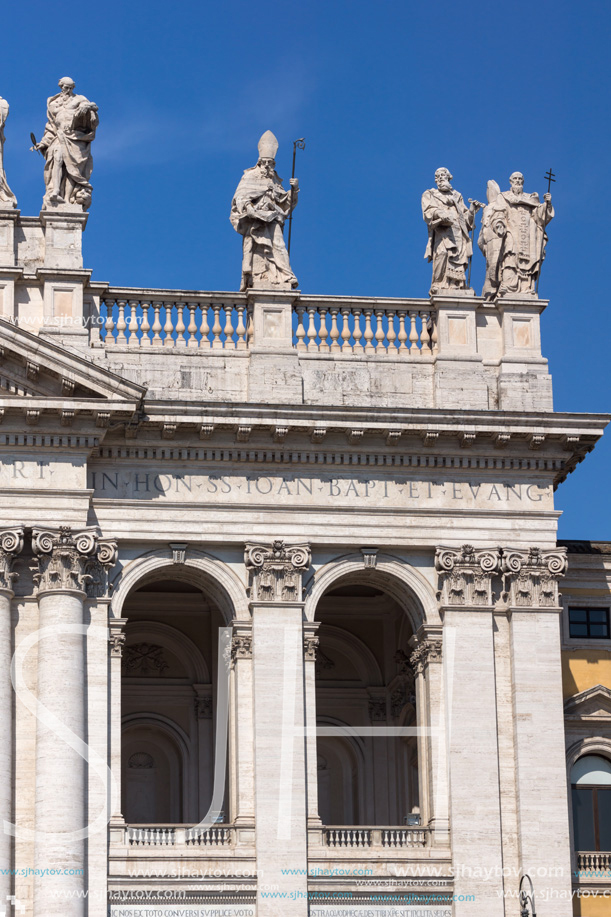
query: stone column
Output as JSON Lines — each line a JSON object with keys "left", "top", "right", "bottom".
{"left": 231, "top": 622, "right": 255, "bottom": 826}
{"left": 0, "top": 528, "right": 24, "bottom": 909}
{"left": 502, "top": 547, "right": 572, "bottom": 917}
{"left": 303, "top": 622, "right": 321, "bottom": 827}
{"left": 108, "top": 617, "right": 127, "bottom": 830}
{"left": 435, "top": 545, "right": 504, "bottom": 917}
{"left": 245, "top": 541, "right": 311, "bottom": 917}
{"left": 31, "top": 526, "right": 116, "bottom": 917}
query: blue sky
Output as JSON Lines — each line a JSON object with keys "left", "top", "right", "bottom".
{"left": 1, "top": 0, "right": 609, "bottom": 538}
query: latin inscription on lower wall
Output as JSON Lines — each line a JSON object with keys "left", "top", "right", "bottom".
{"left": 89, "top": 466, "right": 553, "bottom": 511}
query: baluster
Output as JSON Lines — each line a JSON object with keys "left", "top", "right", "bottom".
{"left": 104, "top": 300, "right": 115, "bottom": 344}
{"left": 151, "top": 302, "right": 163, "bottom": 346}
{"left": 186, "top": 302, "right": 198, "bottom": 348}
{"left": 211, "top": 304, "right": 223, "bottom": 349}
{"left": 127, "top": 300, "right": 139, "bottom": 346}
{"left": 409, "top": 310, "right": 419, "bottom": 354}
{"left": 318, "top": 306, "right": 329, "bottom": 352}
{"left": 163, "top": 302, "right": 174, "bottom": 346}
{"left": 307, "top": 305, "right": 318, "bottom": 351}
{"left": 223, "top": 304, "right": 235, "bottom": 349}
{"left": 140, "top": 302, "right": 151, "bottom": 345}
{"left": 397, "top": 309, "right": 408, "bottom": 352}
{"left": 363, "top": 309, "right": 374, "bottom": 353}
{"left": 295, "top": 304, "right": 307, "bottom": 351}
{"left": 352, "top": 307, "right": 363, "bottom": 352}
{"left": 329, "top": 307, "right": 341, "bottom": 352}
{"left": 430, "top": 313, "right": 439, "bottom": 354}
{"left": 116, "top": 300, "right": 127, "bottom": 344}
{"left": 246, "top": 306, "right": 254, "bottom": 347}
{"left": 199, "top": 304, "right": 211, "bottom": 348}
{"left": 236, "top": 304, "right": 247, "bottom": 350}
{"left": 340, "top": 307, "right": 352, "bottom": 352}
{"left": 175, "top": 302, "right": 187, "bottom": 346}
{"left": 375, "top": 309, "right": 386, "bottom": 353}
{"left": 420, "top": 310, "right": 431, "bottom": 353}
{"left": 386, "top": 308, "right": 397, "bottom": 353}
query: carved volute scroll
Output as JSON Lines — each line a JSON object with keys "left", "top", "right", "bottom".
{"left": 409, "top": 639, "right": 443, "bottom": 675}
{"left": 32, "top": 526, "right": 117, "bottom": 597}
{"left": 501, "top": 546, "right": 567, "bottom": 609}
{"left": 0, "top": 527, "right": 24, "bottom": 594}
{"left": 435, "top": 544, "right": 502, "bottom": 607}
{"left": 245, "top": 540, "right": 311, "bottom": 603}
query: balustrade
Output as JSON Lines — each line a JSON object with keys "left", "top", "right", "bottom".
{"left": 101, "top": 295, "right": 250, "bottom": 350}
{"left": 294, "top": 300, "right": 437, "bottom": 356}
{"left": 576, "top": 851, "right": 611, "bottom": 870}
{"left": 324, "top": 826, "right": 428, "bottom": 849}
{"left": 126, "top": 825, "right": 234, "bottom": 847}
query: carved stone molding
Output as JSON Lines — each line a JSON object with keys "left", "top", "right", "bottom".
{"left": 435, "top": 544, "right": 501, "bottom": 607}
{"left": 245, "top": 540, "right": 311, "bottom": 603}
{"left": 122, "top": 642, "right": 169, "bottom": 676}
{"left": 409, "top": 639, "right": 442, "bottom": 675}
{"left": 0, "top": 527, "right": 24, "bottom": 594}
{"left": 231, "top": 634, "right": 253, "bottom": 663}
{"left": 304, "top": 635, "right": 320, "bottom": 661}
{"left": 360, "top": 547, "right": 378, "bottom": 570}
{"left": 194, "top": 695, "right": 213, "bottom": 719}
{"left": 32, "top": 526, "right": 117, "bottom": 597}
{"left": 501, "top": 546, "right": 567, "bottom": 609}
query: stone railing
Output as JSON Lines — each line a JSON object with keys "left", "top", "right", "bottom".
{"left": 324, "top": 826, "right": 429, "bottom": 849}
{"left": 100, "top": 292, "right": 250, "bottom": 349}
{"left": 575, "top": 851, "right": 611, "bottom": 871}
{"left": 126, "top": 825, "right": 234, "bottom": 847}
{"left": 294, "top": 297, "right": 436, "bottom": 356}
{"left": 98, "top": 291, "right": 437, "bottom": 356}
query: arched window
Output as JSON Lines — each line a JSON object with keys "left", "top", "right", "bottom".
{"left": 571, "top": 754, "right": 611, "bottom": 851}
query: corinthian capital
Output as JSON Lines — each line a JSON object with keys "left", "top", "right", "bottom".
{"left": 32, "top": 526, "right": 117, "bottom": 597}
{"left": 245, "top": 540, "right": 311, "bottom": 603}
{"left": 435, "top": 544, "right": 501, "bottom": 607}
{"left": 501, "top": 546, "right": 567, "bottom": 609}
{"left": 409, "top": 638, "right": 443, "bottom": 674}
{"left": 0, "top": 527, "right": 25, "bottom": 594}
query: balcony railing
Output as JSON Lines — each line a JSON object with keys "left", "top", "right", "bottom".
{"left": 324, "top": 826, "right": 429, "bottom": 849}
{"left": 126, "top": 825, "right": 233, "bottom": 847}
{"left": 576, "top": 851, "right": 611, "bottom": 871}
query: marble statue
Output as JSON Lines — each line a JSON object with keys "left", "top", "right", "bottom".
{"left": 422, "top": 168, "right": 482, "bottom": 294}
{"left": 33, "top": 77, "right": 99, "bottom": 210}
{"left": 478, "top": 172, "right": 553, "bottom": 298}
{"left": 230, "top": 131, "right": 299, "bottom": 291}
{"left": 0, "top": 96, "right": 17, "bottom": 209}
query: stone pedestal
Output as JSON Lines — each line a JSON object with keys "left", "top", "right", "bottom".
{"left": 0, "top": 529, "right": 24, "bottom": 911}
{"left": 247, "top": 290, "right": 302, "bottom": 404}
{"left": 0, "top": 208, "right": 18, "bottom": 266}
{"left": 497, "top": 297, "right": 553, "bottom": 411}
{"left": 432, "top": 293, "right": 489, "bottom": 409}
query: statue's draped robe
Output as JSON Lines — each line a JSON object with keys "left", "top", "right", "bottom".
{"left": 39, "top": 92, "right": 99, "bottom": 206}
{"left": 479, "top": 190, "right": 554, "bottom": 295}
{"left": 230, "top": 166, "right": 297, "bottom": 291}
{"left": 422, "top": 188, "right": 473, "bottom": 289}
{"left": 0, "top": 100, "right": 16, "bottom": 207}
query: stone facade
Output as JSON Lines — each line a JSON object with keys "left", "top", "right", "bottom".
{"left": 0, "top": 194, "right": 610, "bottom": 917}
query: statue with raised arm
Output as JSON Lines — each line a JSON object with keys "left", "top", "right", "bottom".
{"left": 230, "top": 131, "right": 299, "bottom": 291}
{"left": 32, "top": 77, "right": 99, "bottom": 211}
{"left": 0, "top": 96, "right": 17, "bottom": 209}
{"left": 478, "top": 172, "right": 553, "bottom": 298}
{"left": 422, "top": 168, "right": 482, "bottom": 294}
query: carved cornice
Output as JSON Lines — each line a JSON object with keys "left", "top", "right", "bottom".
{"left": 409, "top": 639, "right": 443, "bottom": 674}
{"left": 435, "top": 544, "right": 501, "bottom": 607}
{"left": 0, "top": 527, "right": 24, "bottom": 594}
{"left": 501, "top": 546, "right": 567, "bottom": 609}
{"left": 245, "top": 540, "right": 311, "bottom": 603}
{"left": 32, "top": 526, "right": 117, "bottom": 597}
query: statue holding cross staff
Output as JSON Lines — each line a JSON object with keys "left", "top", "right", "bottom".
{"left": 478, "top": 170, "right": 554, "bottom": 299}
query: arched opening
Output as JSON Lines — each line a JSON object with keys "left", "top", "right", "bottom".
{"left": 313, "top": 574, "right": 421, "bottom": 827}
{"left": 571, "top": 754, "right": 611, "bottom": 852}
{"left": 120, "top": 574, "right": 228, "bottom": 825}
